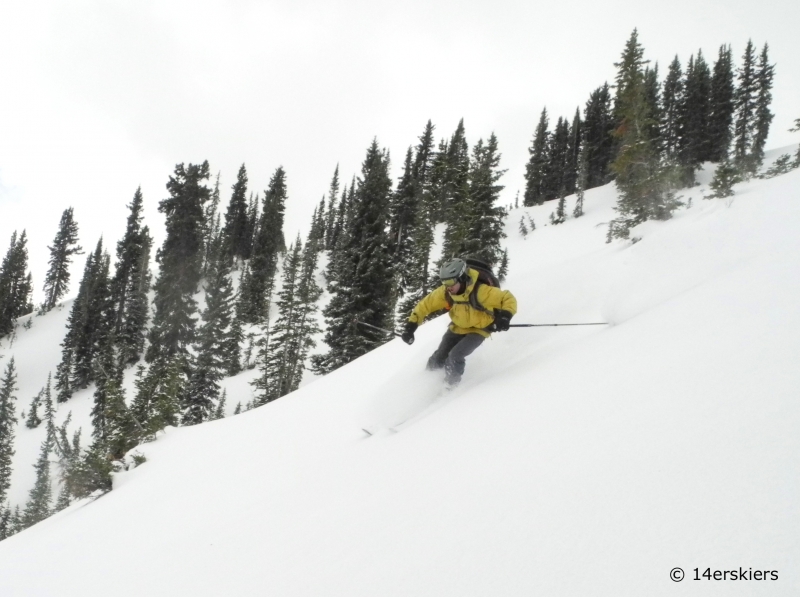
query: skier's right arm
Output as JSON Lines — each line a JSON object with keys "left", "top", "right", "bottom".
{"left": 408, "top": 286, "right": 448, "bottom": 325}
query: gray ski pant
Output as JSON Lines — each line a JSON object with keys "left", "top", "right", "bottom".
{"left": 426, "top": 329, "right": 485, "bottom": 384}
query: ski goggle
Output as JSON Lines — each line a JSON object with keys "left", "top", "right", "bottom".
{"left": 441, "top": 277, "right": 459, "bottom": 287}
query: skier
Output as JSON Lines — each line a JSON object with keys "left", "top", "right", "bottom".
{"left": 401, "top": 258, "right": 517, "bottom": 387}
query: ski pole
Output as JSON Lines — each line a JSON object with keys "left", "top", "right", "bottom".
{"left": 355, "top": 319, "right": 401, "bottom": 337}
{"left": 508, "top": 322, "right": 608, "bottom": 327}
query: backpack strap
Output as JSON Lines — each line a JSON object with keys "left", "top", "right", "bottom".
{"left": 445, "top": 280, "right": 494, "bottom": 316}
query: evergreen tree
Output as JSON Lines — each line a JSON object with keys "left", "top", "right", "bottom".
{"left": 253, "top": 236, "right": 321, "bottom": 403}
{"left": 438, "top": 120, "right": 472, "bottom": 259}
{"left": 661, "top": 56, "right": 684, "bottom": 160}
{"left": 497, "top": 249, "right": 509, "bottom": 282}
{"left": 202, "top": 172, "right": 223, "bottom": 278}
{"left": 90, "top": 329, "right": 122, "bottom": 442}
{"left": 643, "top": 64, "right": 662, "bottom": 150}
{"left": 131, "top": 356, "right": 183, "bottom": 437}
{"left": 550, "top": 190, "right": 567, "bottom": 225}
{"left": 462, "top": 134, "right": 507, "bottom": 266}
{"left": 111, "top": 188, "right": 152, "bottom": 366}
{"left": 733, "top": 40, "right": 758, "bottom": 174}
{"left": 608, "top": 30, "right": 682, "bottom": 240}
{"left": 22, "top": 435, "right": 53, "bottom": 528}
{"left": 182, "top": 245, "right": 238, "bottom": 425}
{"left": 573, "top": 140, "right": 589, "bottom": 218}
{"left": 0, "top": 504, "right": 12, "bottom": 540}
{"left": 324, "top": 166, "right": 340, "bottom": 250}
{"left": 245, "top": 192, "right": 260, "bottom": 262}
{"left": 564, "top": 108, "right": 582, "bottom": 195}
{"left": 0, "top": 359, "right": 18, "bottom": 507}
{"left": 0, "top": 231, "right": 34, "bottom": 338}
{"left": 313, "top": 140, "right": 394, "bottom": 373}
{"left": 677, "top": 51, "right": 713, "bottom": 184}
{"left": 239, "top": 167, "right": 288, "bottom": 324}
{"left": 523, "top": 108, "right": 550, "bottom": 206}
{"left": 519, "top": 217, "right": 529, "bottom": 239}
{"left": 62, "top": 437, "right": 113, "bottom": 499}
{"left": 146, "top": 161, "right": 211, "bottom": 364}
{"left": 42, "top": 208, "right": 83, "bottom": 312}
{"left": 751, "top": 43, "right": 775, "bottom": 173}
{"left": 706, "top": 160, "right": 740, "bottom": 198}
{"left": 582, "top": 84, "right": 616, "bottom": 188}
{"left": 396, "top": 121, "right": 437, "bottom": 326}
{"left": 708, "top": 45, "right": 735, "bottom": 162}
{"left": 70, "top": 240, "right": 113, "bottom": 390}
{"left": 104, "top": 376, "right": 140, "bottom": 460}
{"left": 212, "top": 390, "right": 227, "bottom": 421}
{"left": 221, "top": 164, "right": 251, "bottom": 265}
{"left": 543, "top": 117, "right": 570, "bottom": 201}
{"left": 25, "top": 387, "right": 43, "bottom": 429}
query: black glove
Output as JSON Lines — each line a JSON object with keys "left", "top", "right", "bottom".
{"left": 494, "top": 309, "right": 513, "bottom": 332}
{"left": 401, "top": 321, "right": 417, "bottom": 345}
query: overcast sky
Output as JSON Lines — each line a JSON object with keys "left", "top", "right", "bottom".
{"left": 1, "top": 0, "right": 798, "bottom": 303}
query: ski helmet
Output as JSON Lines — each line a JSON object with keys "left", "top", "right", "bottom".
{"left": 439, "top": 258, "right": 468, "bottom": 288}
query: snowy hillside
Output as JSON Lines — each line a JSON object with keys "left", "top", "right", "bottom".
{"left": 1, "top": 150, "right": 799, "bottom": 596}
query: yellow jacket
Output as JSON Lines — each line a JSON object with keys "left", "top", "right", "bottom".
{"left": 409, "top": 268, "right": 518, "bottom": 337}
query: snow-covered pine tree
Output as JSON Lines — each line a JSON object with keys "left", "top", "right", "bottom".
{"left": 523, "top": 108, "right": 550, "bottom": 206}
{"left": 21, "top": 434, "right": 53, "bottom": 529}
{"left": 146, "top": 161, "right": 211, "bottom": 364}
{"left": 732, "top": 40, "right": 758, "bottom": 176}
{"left": 677, "top": 51, "right": 713, "bottom": 185}
{"left": 708, "top": 45, "right": 735, "bottom": 162}
{"left": 564, "top": 108, "right": 582, "bottom": 196}
{"left": 182, "top": 241, "right": 238, "bottom": 425}
{"left": 497, "top": 249, "right": 509, "bottom": 282}
{"left": 70, "top": 239, "right": 113, "bottom": 391}
{"left": 543, "top": 117, "right": 570, "bottom": 201}
{"left": 221, "top": 164, "right": 251, "bottom": 266}
{"left": 42, "top": 207, "right": 83, "bottom": 312}
{"left": 661, "top": 56, "right": 684, "bottom": 161}
{"left": 608, "top": 30, "right": 682, "bottom": 241}
{"left": 550, "top": 188, "right": 567, "bottom": 225}
{"left": 573, "top": 140, "right": 589, "bottom": 218}
{"left": 750, "top": 43, "right": 775, "bottom": 174}
{"left": 211, "top": 389, "right": 227, "bottom": 421}
{"left": 438, "top": 120, "right": 473, "bottom": 262}
{"left": 462, "top": 133, "right": 507, "bottom": 266}
{"left": 519, "top": 217, "right": 528, "bottom": 239}
{"left": 201, "top": 172, "right": 222, "bottom": 279}
{"left": 324, "top": 166, "right": 340, "bottom": 250}
{"left": 239, "top": 167, "right": 288, "bottom": 324}
{"left": 0, "top": 359, "right": 18, "bottom": 508}
{"left": 0, "top": 231, "right": 34, "bottom": 338}
{"left": 131, "top": 356, "right": 183, "bottom": 437}
{"left": 111, "top": 188, "right": 152, "bottom": 366}
{"left": 63, "top": 437, "right": 113, "bottom": 499}
{"left": 25, "top": 387, "right": 43, "bottom": 429}
{"left": 388, "top": 147, "right": 418, "bottom": 275}
{"left": 90, "top": 330, "right": 122, "bottom": 442}
{"left": 582, "top": 83, "right": 616, "bottom": 189}
{"left": 0, "top": 504, "right": 12, "bottom": 540}
{"left": 313, "top": 140, "right": 394, "bottom": 374}
{"left": 104, "top": 376, "right": 140, "bottom": 460}
{"left": 643, "top": 64, "right": 662, "bottom": 152}
{"left": 706, "top": 160, "right": 739, "bottom": 198}
{"left": 254, "top": 239, "right": 312, "bottom": 403}
{"left": 395, "top": 122, "right": 437, "bottom": 327}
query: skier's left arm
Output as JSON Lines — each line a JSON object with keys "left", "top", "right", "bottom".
{"left": 480, "top": 286, "right": 517, "bottom": 331}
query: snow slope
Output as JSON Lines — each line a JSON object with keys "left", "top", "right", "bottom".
{"left": 1, "top": 151, "right": 799, "bottom": 596}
